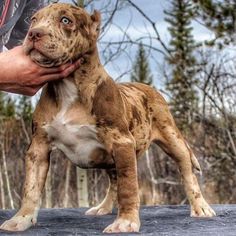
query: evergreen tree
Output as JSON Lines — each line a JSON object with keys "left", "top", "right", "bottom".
{"left": 165, "top": 0, "right": 198, "bottom": 130}
{"left": 193, "top": 0, "right": 236, "bottom": 47}
{"left": 0, "top": 92, "right": 15, "bottom": 118}
{"left": 72, "top": 0, "right": 84, "bottom": 7}
{"left": 0, "top": 92, "right": 5, "bottom": 115}
{"left": 131, "top": 43, "right": 153, "bottom": 85}
{"left": 4, "top": 97, "right": 16, "bottom": 118}
{"left": 18, "top": 96, "right": 33, "bottom": 122}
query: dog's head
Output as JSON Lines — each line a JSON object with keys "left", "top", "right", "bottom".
{"left": 23, "top": 3, "right": 101, "bottom": 67}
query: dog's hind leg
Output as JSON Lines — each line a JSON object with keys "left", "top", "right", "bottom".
{"left": 85, "top": 169, "right": 117, "bottom": 216}
{"left": 153, "top": 119, "right": 215, "bottom": 217}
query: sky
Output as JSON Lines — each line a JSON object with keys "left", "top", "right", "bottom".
{"left": 8, "top": 0, "right": 217, "bottom": 104}
{"left": 60, "top": 0, "right": 215, "bottom": 88}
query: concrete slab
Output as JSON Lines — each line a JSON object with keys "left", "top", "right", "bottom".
{"left": 0, "top": 205, "right": 235, "bottom": 236}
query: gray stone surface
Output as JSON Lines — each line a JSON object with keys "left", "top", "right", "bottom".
{"left": 0, "top": 205, "right": 235, "bottom": 235}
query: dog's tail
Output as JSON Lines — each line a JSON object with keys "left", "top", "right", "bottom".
{"left": 191, "top": 153, "right": 202, "bottom": 175}
{"left": 185, "top": 141, "right": 202, "bottom": 175}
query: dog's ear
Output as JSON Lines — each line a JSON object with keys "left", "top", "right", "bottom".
{"left": 90, "top": 10, "right": 101, "bottom": 38}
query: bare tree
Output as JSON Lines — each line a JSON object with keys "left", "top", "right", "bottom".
{"left": 0, "top": 142, "right": 14, "bottom": 209}
{"left": 77, "top": 168, "right": 89, "bottom": 207}
{"left": 0, "top": 164, "right": 6, "bottom": 209}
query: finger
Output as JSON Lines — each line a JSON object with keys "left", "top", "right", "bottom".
{"left": 61, "top": 63, "right": 78, "bottom": 77}
{"left": 39, "top": 57, "right": 84, "bottom": 76}
{"left": 39, "top": 62, "right": 72, "bottom": 75}
{"left": 5, "top": 86, "right": 41, "bottom": 96}
{"left": 59, "top": 62, "right": 75, "bottom": 72}
{"left": 22, "top": 85, "right": 42, "bottom": 96}
{"left": 60, "top": 58, "right": 84, "bottom": 77}
{"left": 44, "top": 63, "right": 81, "bottom": 81}
{"left": 40, "top": 73, "right": 65, "bottom": 83}
{"left": 74, "top": 57, "right": 84, "bottom": 68}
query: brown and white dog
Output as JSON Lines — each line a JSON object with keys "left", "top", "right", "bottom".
{"left": 0, "top": 3, "right": 215, "bottom": 233}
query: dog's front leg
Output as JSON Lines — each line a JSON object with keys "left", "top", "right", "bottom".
{"left": 103, "top": 141, "right": 140, "bottom": 233}
{"left": 0, "top": 137, "right": 50, "bottom": 232}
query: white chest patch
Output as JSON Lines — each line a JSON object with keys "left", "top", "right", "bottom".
{"left": 44, "top": 80, "right": 104, "bottom": 166}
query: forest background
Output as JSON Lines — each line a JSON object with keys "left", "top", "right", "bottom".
{"left": 0, "top": 0, "right": 235, "bottom": 209}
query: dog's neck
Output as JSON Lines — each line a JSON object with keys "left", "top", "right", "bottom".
{"left": 74, "top": 47, "right": 105, "bottom": 82}
{"left": 49, "top": 46, "right": 109, "bottom": 111}
{"left": 72, "top": 46, "right": 109, "bottom": 109}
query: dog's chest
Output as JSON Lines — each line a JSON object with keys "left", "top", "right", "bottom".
{"left": 44, "top": 80, "right": 104, "bottom": 167}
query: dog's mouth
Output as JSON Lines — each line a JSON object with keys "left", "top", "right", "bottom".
{"left": 29, "top": 49, "right": 56, "bottom": 67}
{"left": 24, "top": 42, "right": 68, "bottom": 67}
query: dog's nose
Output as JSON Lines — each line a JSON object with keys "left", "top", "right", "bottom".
{"left": 28, "top": 28, "right": 45, "bottom": 41}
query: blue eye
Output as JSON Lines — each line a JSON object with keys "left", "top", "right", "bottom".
{"left": 61, "top": 17, "right": 72, "bottom": 25}
{"left": 31, "top": 17, "right": 37, "bottom": 23}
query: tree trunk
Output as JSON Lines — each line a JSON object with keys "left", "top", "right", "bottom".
{"left": 64, "top": 160, "right": 71, "bottom": 208}
{"left": 145, "top": 148, "right": 156, "bottom": 205}
{"left": 76, "top": 167, "right": 89, "bottom": 207}
{"left": 94, "top": 170, "right": 99, "bottom": 205}
{"left": 45, "top": 161, "right": 52, "bottom": 208}
{"left": 78, "top": 0, "right": 84, "bottom": 8}
{"left": 0, "top": 163, "right": 6, "bottom": 209}
{"left": 1, "top": 143, "right": 14, "bottom": 209}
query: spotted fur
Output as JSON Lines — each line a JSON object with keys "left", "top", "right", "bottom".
{"left": 0, "top": 3, "right": 215, "bottom": 234}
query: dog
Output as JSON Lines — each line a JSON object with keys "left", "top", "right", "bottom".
{"left": 0, "top": 3, "right": 215, "bottom": 233}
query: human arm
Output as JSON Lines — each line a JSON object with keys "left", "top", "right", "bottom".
{"left": 0, "top": 46, "right": 81, "bottom": 96}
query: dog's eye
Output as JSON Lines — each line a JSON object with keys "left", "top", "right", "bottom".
{"left": 61, "top": 17, "right": 72, "bottom": 25}
{"left": 31, "top": 17, "right": 37, "bottom": 24}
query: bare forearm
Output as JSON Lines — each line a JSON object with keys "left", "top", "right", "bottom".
{"left": 0, "top": 46, "right": 81, "bottom": 96}
{"left": 0, "top": 52, "right": 13, "bottom": 84}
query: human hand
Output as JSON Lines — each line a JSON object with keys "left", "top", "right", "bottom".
{"left": 0, "top": 46, "right": 81, "bottom": 96}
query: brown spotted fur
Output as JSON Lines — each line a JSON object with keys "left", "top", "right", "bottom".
{"left": 0, "top": 3, "right": 215, "bottom": 234}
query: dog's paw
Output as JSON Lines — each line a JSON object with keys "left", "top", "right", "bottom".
{"left": 0, "top": 215, "right": 35, "bottom": 232}
{"left": 191, "top": 199, "right": 216, "bottom": 217}
{"left": 103, "top": 218, "right": 140, "bottom": 233}
{"left": 85, "top": 206, "right": 112, "bottom": 216}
